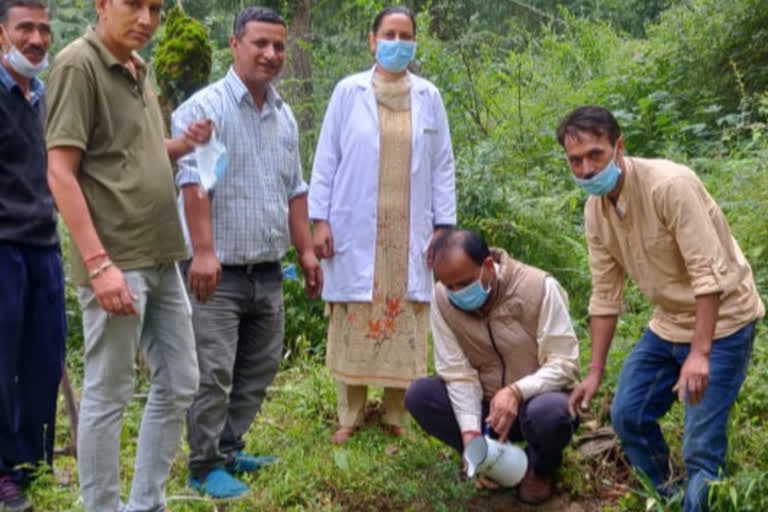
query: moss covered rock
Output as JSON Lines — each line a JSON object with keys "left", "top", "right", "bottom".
{"left": 153, "top": 6, "right": 212, "bottom": 109}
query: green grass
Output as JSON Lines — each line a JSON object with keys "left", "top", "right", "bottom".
{"left": 30, "top": 101, "right": 768, "bottom": 512}
{"left": 29, "top": 361, "right": 479, "bottom": 511}
{"left": 25, "top": 321, "right": 768, "bottom": 511}
{"left": 29, "top": 144, "right": 768, "bottom": 510}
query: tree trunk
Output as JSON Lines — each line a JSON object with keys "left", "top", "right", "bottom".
{"left": 284, "top": 0, "right": 314, "bottom": 131}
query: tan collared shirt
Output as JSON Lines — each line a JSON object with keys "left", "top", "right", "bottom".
{"left": 585, "top": 157, "right": 764, "bottom": 342}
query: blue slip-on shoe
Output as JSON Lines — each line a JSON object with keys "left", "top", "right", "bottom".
{"left": 189, "top": 467, "right": 249, "bottom": 499}
{"left": 226, "top": 452, "right": 278, "bottom": 474}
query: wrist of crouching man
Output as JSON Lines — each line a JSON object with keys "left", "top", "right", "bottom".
{"left": 462, "top": 430, "right": 481, "bottom": 443}
{"left": 507, "top": 384, "right": 523, "bottom": 403}
{"left": 588, "top": 362, "right": 606, "bottom": 375}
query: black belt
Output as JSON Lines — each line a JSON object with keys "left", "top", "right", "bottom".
{"left": 223, "top": 261, "right": 280, "bottom": 275}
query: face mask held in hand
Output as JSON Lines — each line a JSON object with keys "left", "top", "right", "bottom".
{"left": 194, "top": 130, "right": 229, "bottom": 197}
{"left": 448, "top": 266, "right": 492, "bottom": 312}
{"left": 572, "top": 145, "right": 621, "bottom": 196}
{"left": 375, "top": 39, "right": 416, "bottom": 73}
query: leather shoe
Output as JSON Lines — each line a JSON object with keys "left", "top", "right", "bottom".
{"left": 518, "top": 468, "right": 553, "bottom": 505}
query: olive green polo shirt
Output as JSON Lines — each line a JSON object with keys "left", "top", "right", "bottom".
{"left": 46, "top": 28, "right": 188, "bottom": 285}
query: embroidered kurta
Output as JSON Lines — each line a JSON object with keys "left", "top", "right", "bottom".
{"left": 325, "top": 73, "right": 428, "bottom": 388}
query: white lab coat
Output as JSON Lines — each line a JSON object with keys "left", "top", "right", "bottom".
{"left": 309, "top": 67, "right": 456, "bottom": 302}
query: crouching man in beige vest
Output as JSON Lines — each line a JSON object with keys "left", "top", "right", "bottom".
{"left": 405, "top": 229, "right": 580, "bottom": 504}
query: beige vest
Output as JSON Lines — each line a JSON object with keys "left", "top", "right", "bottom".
{"left": 435, "top": 249, "right": 548, "bottom": 399}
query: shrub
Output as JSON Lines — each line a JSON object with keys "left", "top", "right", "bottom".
{"left": 153, "top": 6, "right": 212, "bottom": 109}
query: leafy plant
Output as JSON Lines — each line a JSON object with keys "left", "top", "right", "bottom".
{"left": 153, "top": 5, "right": 212, "bottom": 109}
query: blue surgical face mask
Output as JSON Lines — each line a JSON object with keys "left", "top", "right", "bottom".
{"left": 1, "top": 27, "right": 48, "bottom": 78}
{"left": 572, "top": 146, "right": 622, "bottom": 196}
{"left": 448, "top": 266, "right": 492, "bottom": 312}
{"left": 194, "top": 130, "right": 229, "bottom": 193}
{"left": 375, "top": 39, "right": 416, "bottom": 73}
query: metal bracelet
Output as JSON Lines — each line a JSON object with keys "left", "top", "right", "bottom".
{"left": 88, "top": 260, "right": 113, "bottom": 280}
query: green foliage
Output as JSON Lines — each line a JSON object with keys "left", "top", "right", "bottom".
{"left": 708, "top": 471, "right": 768, "bottom": 512}
{"left": 49, "top": 0, "right": 95, "bottom": 56}
{"left": 42, "top": 1, "right": 768, "bottom": 509}
{"left": 646, "top": 0, "right": 768, "bottom": 112}
{"left": 153, "top": 6, "right": 212, "bottom": 108}
{"left": 414, "top": 12, "right": 640, "bottom": 321}
{"left": 282, "top": 253, "right": 329, "bottom": 363}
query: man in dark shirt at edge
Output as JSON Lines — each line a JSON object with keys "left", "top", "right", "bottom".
{"left": 0, "top": 1, "right": 65, "bottom": 511}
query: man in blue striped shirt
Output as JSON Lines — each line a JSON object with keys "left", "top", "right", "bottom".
{"left": 171, "top": 6, "right": 321, "bottom": 499}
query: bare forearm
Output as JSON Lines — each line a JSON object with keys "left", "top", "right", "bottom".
{"left": 588, "top": 315, "right": 619, "bottom": 372}
{"left": 182, "top": 185, "right": 215, "bottom": 255}
{"left": 165, "top": 137, "right": 194, "bottom": 163}
{"left": 48, "top": 167, "right": 105, "bottom": 261}
{"left": 692, "top": 293, "right": 719, "bottom": 355}
{"left": 289, "top": 194, "right": 313, "bottom": 255}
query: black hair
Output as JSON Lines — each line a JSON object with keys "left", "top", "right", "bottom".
{"left": 371, "top": 5, "right": 416, "bottom": 35}
{"left": 233, "top": 6, "right": 285, "bottom": 40}
{"left": 432, "top": 229, "right": 490, "bottom": 267}
{"left": 556, "top": 105, "right": 622, "bottom": 147}
{"left": 0, "top": 0, "right": 47, "bottom": 24}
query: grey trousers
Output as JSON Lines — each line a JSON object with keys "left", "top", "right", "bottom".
{"left": 77, "top": 263, "right": 199, "bottom": 512}
{"left": 183, "top": 263, "right": 284, "bottom": 480}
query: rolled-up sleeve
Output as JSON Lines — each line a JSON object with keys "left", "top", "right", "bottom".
{"left": 586, "top": 212, "right": 625, "bottom": 316}
{"left": 431, "top": 298, "right": 483, "bottom": 432}
{"left": 514, "top": 278, "right": 580, "bottom": 400}
{"left": 656, "top": 176, "right": 727, "bottom": 297}
{"left": 172, "top": 100, "right": 204, "bottom": 187}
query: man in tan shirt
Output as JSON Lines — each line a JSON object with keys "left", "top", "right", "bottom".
{"left": 559, "top": 106, "right": 764, "bottom": 512}
{"left": 405, "top": 230, "right": 579, "bottom": 504}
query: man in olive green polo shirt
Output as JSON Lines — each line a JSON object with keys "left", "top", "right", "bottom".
{"left": 45, "top": 1, "right": 211, "bottom": 511}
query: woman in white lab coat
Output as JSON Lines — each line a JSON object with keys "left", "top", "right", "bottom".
{"left": 308, "top": 5, "right": 456, "bottom": 443}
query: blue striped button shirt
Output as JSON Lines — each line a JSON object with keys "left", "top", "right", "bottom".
{"left": 172, "top": 67, "right": 308, "bottom": 264}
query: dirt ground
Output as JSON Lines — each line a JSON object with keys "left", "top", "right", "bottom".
{"left": 467, "top": 489, "right": 606, "bottom": 512}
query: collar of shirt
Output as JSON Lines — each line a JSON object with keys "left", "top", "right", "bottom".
{"left": 224, "top": 66, "right": 283, "bottom": 114}
{"left": 0, "top": 59, "right": 44, "bottom": 105}
{"left": 83, "top": 26, "right": 147, "bottom": 84}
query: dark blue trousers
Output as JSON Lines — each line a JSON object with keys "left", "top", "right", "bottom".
{"left": 0, "top": 243, "right": 66, "bottom": 484}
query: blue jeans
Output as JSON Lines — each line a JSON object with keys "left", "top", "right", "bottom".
{"left": 611, "top": 322, "right": 756, "bottom": 512}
